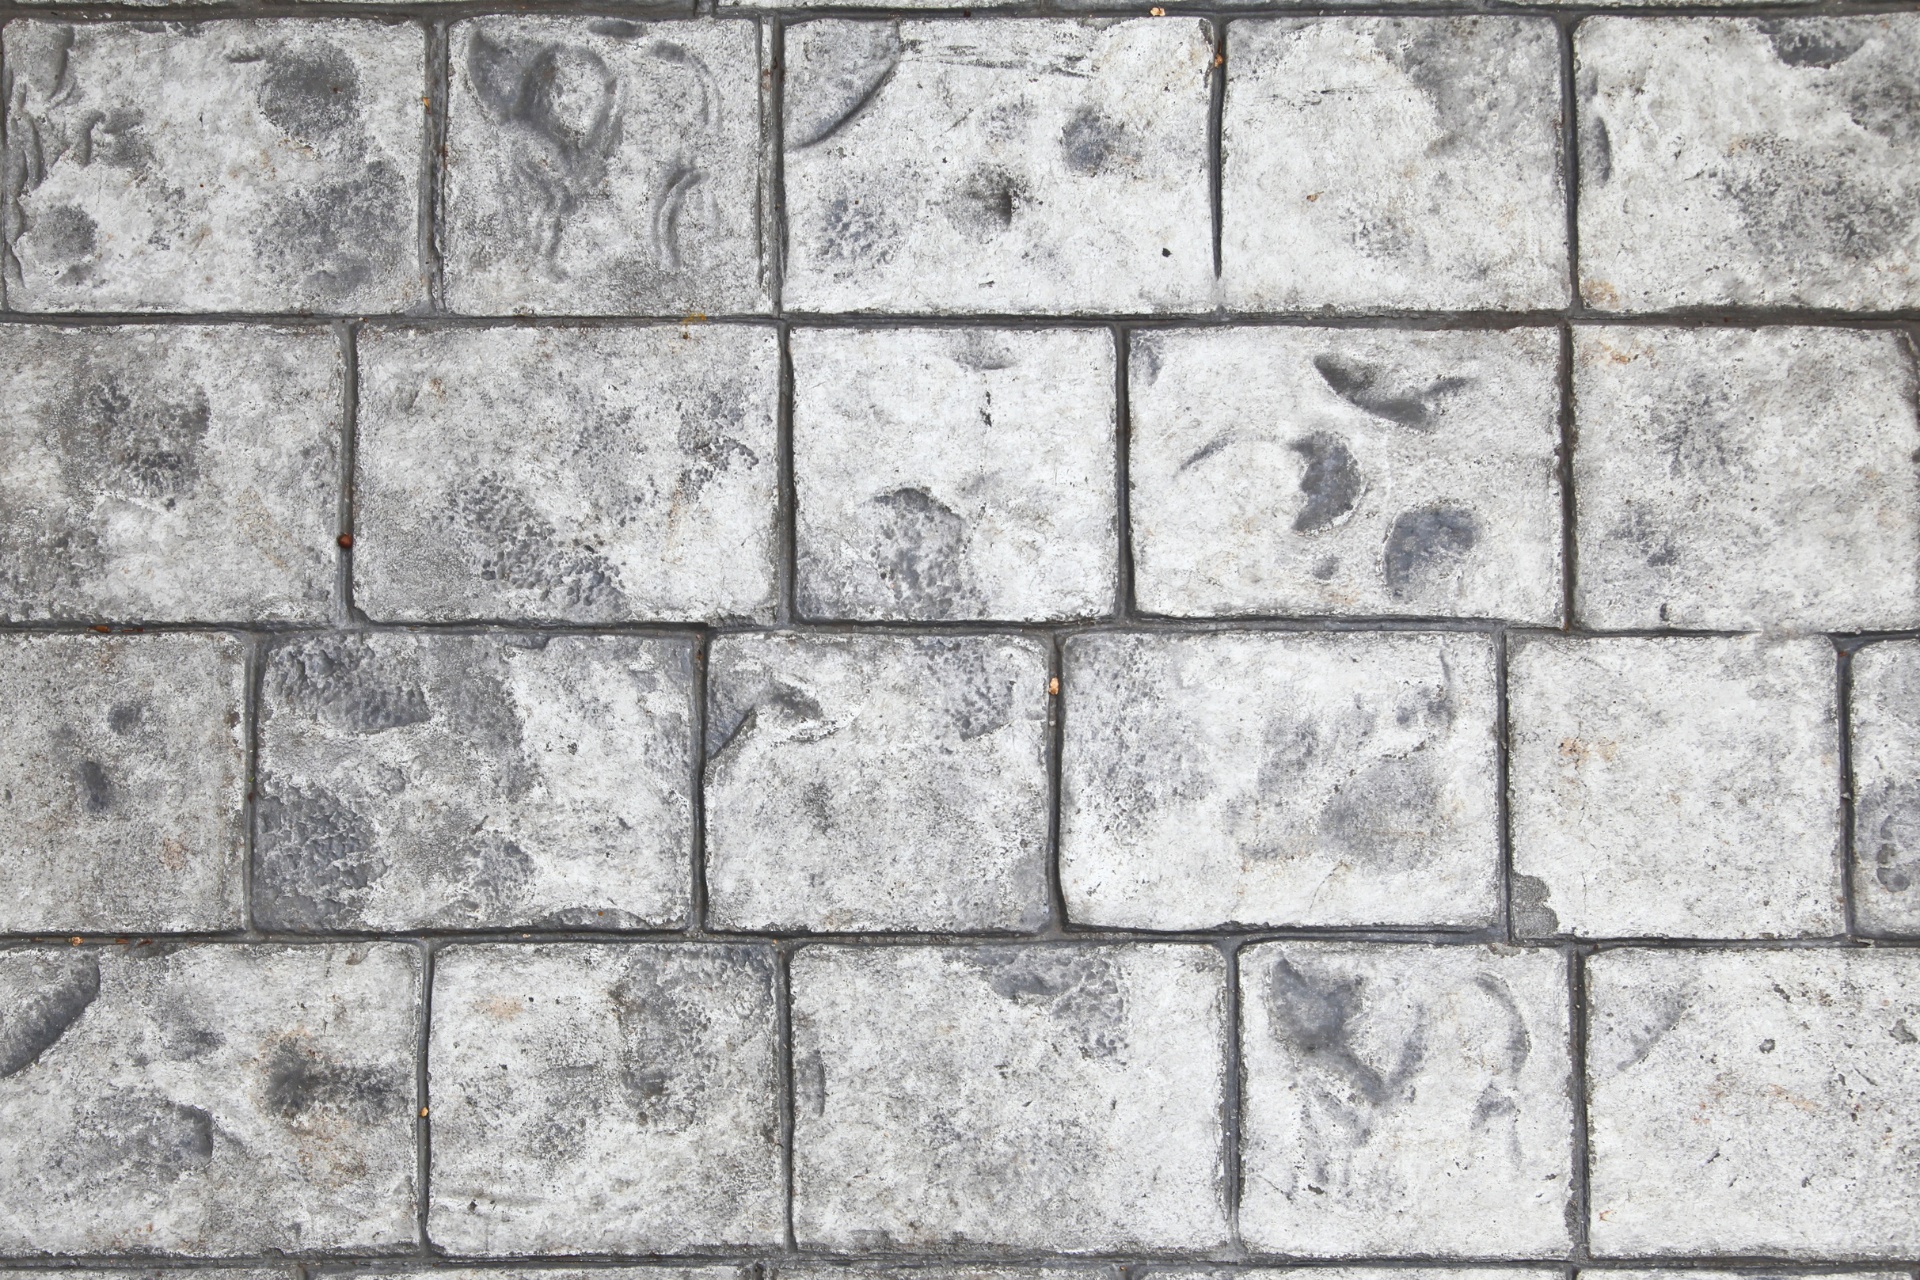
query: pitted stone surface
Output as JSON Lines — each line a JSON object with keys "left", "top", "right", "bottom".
{"left": 782, "top": 19, "right": 1214, "bottom": 314}
{"left": 1222, "top": 18, "right": 1568, "bottom": 312}
{"left": 1586, "top": 948, "right": 1920, "bottom": 1256}
{"left": 1578, "top": 16, "right": 1920, "bottom": 310}
{"left": 0, "top": 943, "right": 418, "bottom": 1255}
{"left": 790, "top": 944, "right": 1230, "bottom": 1251}
{"left": 5, "top": 21, "right": 423, "bottom": 313}
{"left": 1573, "top": 327, "right": 1920, "bottom": 632}
{"left": 793, "top": 328, "right": 1116, "bottom": 621}
{"left": 1509, "top": 635, "right": 1842, "bottom": 940}
{"left": 705, "top": 634, "right": 1049, "bottom": 933}
{"left": 1849, "top": 642, "right": 1920, "bottom": 935}
{"left": 1239, "top": 944, "right": 1574, "bottom": 1255}
{"left": 355, "top": 324, "right": 779, "bottom": 623}
{"left": 428, "top": 943, "right": 781, "bottom": 1253}
{"left": 1061, "top": 631, "right": 1499, "bottom": 930}
{"left": 1128, "top": 327, "right": 1562, "bottom": 621}
{"left": 0, "top": 325, "right": 341, "bottom": 624}
{"left": 0, "top": 634, "right": 246, "bottom": 934}
{"left": 255, "top": 632, "right": 692, "bottom": 932}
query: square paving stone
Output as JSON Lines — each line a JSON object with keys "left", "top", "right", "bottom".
{"left": 1849, "top": 641, "right": 1920, "bottom": 935}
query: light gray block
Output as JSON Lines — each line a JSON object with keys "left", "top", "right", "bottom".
{"left": 1222, "top": 18, "right": 1568, "bottom": 311}
{"left": 1240, "top": 944, "right": 1574, "bottom": 1254}
{"left": 793, "top": 328, "right": 1117, "bottom": 622}
{"left": 0, "top": 326, "right": 341, "bottom": 624}
{"left": 0, "top": 634, "right": 247, "bottom": 934}
{"left": 1586, "top": 948, "right": 1920, "bottom": 1256}
{"left": 791, "top": 944, "right": 1230, "bottom": 1251}
{"left": 256, "top": 633, "right": 692, "bottom": 932}
{"left": 428, "top": 943, "right": 782, "bottom": 1253}
{"left": 782, "top": 19, "right": 1214, "bottom": 314}
{"left": 0, "top": 943, "right": 418, "bottom": 1254}
{"left": 5, "top": 21, "right": 423, "bottom": 313}
{"left": 1509, "top": 636, "right": 1843, "bottom": 940}
{"left": 1129, "top": 327, "right": 1562, "bottom": 621}
{"left": 1850, "top": 641, "right": 1920, "bottom": 935}
{"left": 1061, "top": 631, "right": 1499, "bottom": 930}
{"left": 1578, "top": 17, "right": 1920, "bottom": 310}
{"left": 705, "top": 634, "right": 1050, "bottom": 933}
{"left": 443, "top": 19, "right": 768, "bottom": 316}
{"left": 355, "top": 324, "right": 779, "bottom": 623}
{"left": 1573, "top": 328, "right": 1920, "bottom": 632}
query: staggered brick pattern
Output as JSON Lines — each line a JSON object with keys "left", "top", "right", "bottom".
{"left": 2, "top": 0, "right": 1919, "bottom": 1276}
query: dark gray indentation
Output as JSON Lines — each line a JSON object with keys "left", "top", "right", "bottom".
{"left": 1605, "top": 988, "right": 1690, "bottom": 1075}
{"left": 674, "top": 392, "right": 759, "bottom": 503}
{"left": 972, "top": 949, "right": 1128, "bottom": 1059}
{"left": 608, "top": 952, "right": 718, "bottom": 1132}
{"left": 949, "top": 332, "right": 1020, "bottom": 372}
{"left": 588, "top": 19, "right": 645, "bottom": 39}
{"left": 71, "top": 108, "right": 149, "bottom": 169}
{"left": 267, "top": 634, "right": 430, "bottom": 735}
{"left": 1511, "top": 872, "right": 1561, "bottom": 936}
{"left": 1473, "top": 973, "right": 1532, "bottom": 1071}
{"left": 257, "top": 43, "right": 361, "bottom": 141}
{"left": 706, "top": 678, "right": 825, "bottom": 761}
{"left": 452, "top": 472, "right": 622, "bottom": 613}
{"left": 1290, "top": 433, "right": 1365, "bottom": 534}
{"left": 1582, "top": 116, "right": 1612, "bottom": 186}
{"left": 107, "top": 702, "right": 144, "bottom": 733}
{"left": 930, "top": 642, "right": 1020, "bottom": 741}
{"left": 1255, "top": 717, "right": 1320, "bottom": 800}
{"left": 75, "top": 759, "right": 113, "bottom": 814}
{"left": 1717, "top": 138, "right": 1907, "bottom": 270}
{"left": 258, "top": 160, "right": 409, "bottom": 299}
{"left": 652, "top": 165, "right": 706, "bottom": 271}
{"left": 0, "top": 953, "right": 101, "bottom": 1077}
{"left": 948, "top": 169, "right": 1026, "bottom": 237}
{"left": 32, "top": 204, "right": 98, "bottom": 260}
{"left": 1178, "top": 433, "right": 1234, "bottom": 474}
{"left": 1389, "top": 20, "right": 1539, "bottom": 154}
{"left": 1318, "top": 757, "right": 1442, "bottom": 867}
{"left": 425, "top": 650, "right": 529, "bottom": 794}
{"left": 1131, "top": 333, "right": 1164, "bottom": 387}
{"left": 1060, "top": 107, "right": 1131, "bottom": 176}
{"left": 787, "top": 23, "right": 902, "bottom": 149}
{"left": 1266, "top": 955, "right": 1425, "bottom": 1108}
{"left": 863, "top": 486, "right": 974, "bottom": 619}
{"left": 1859, "top": 778, "right": 1920, "bottom": 895}
{"left": 821, "top": 195, "right": 900, "bottom": 266}
{"left": 1312, "top": 354, "right": 1470, "bottom": 430}
{"left": 1844, "top": 63, "right": 1920, "bottom": 145}
{"left": 1757, "top": 18, "right": 1868, "bottom": 68}
{"left": 56, "top": 376, "right": 213, "bottom": 502}
{"left": 1382, "top": 505, "right": 1479, "bottom": 600}
{"left": 448, "top": 832, "right": 536, "bottom": 920}
{"left": 253, "top": 785, "right": 385, "bottom": 931}
{"left": 264, "top": 1039, "right": 405, "bottom": 1122}
{"left": 79, "top": 1096, "right": 215, "bottom": 1181}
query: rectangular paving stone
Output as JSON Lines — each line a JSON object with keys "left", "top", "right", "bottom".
{"left": 355, "top": 324, "right": 778, "bottom": 623}
{"left": 1129, "top": 327, "right": 1562, "bottom": 621}
{"left": 1586, "top": 948, "right": 1920, "bottom": 1256}
{"left": 1, "top": 325, "right": 341, "bottom": 624}
{"left": 1241, "top": 945, "right": 1574, "bottom": 1253}
{"left": 783, "top": 19, "right": 1214, "bottom": 314}
{"left": 1578, "top": 17, "right": 1920, "bottom": 310}
{"left": 6, "top": 21, "right": 423, "bottom": 313}
{"left": 705, "top": 634, "right": 1049, "bottom": 933}
{"left": 0, "top": 942, "right": 418, "bottom": 1255}
{"left": 1223, "top": 18, "right": 1568, "bottom": 312}
{"left": 1849, "top": 641, "right": 1920, "bottom": 935}
{"left": 1, "top": 634, "right": 246, "bottom": 934}
{"left": 1573, "top": 328, "right": 1920, "bottom": 632}
{"left": 256, "top": 633, "right": 692, "bottom": 932}
{"left": 1061, "top": 631, "right": 1498, "bottom": 930}
{"left": 1509, "top": 636, "right": 1842, "bottom": 940}
{"left": 443, "top": 19, "right": 767, "bottom": 316}
{"left": 794, "top": 328, "right": 1116, "bottom": 621}
{"left": 428, "top": 943, "right": 781, "bottom": 1253}
{"left": 791, "top": 944, "right": 1230, "bottom": 1251}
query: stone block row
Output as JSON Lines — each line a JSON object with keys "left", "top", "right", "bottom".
{"left": 5, "top": 323, "right": 1915, "bottom": 630}
{"left": 5, "top": 16, "right": 1915, "bottom": 314}
{"left": 2, "top": 942, "right": 1916, "bottom": 1257}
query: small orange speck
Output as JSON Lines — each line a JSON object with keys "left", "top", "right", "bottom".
{"left": 1149, "top": 6, "right": 1165, "bottom": 13}
{"left": 1049, "top": 677, "right": 1060, "bottom": 696}
{"left": 338, "top": 533, "right": 354, "bottom": 549}
{"left": 1213, "top": 53, "right": 1225, "bottom": 67}
{"left": 70, "top": 936, "right": 83, "bottom": 946}
{"left": 1306, "top": 192, "right": 1321, "bottom": 202}
{"left": 420, "top": 1107, "right": 430, "bottom": 1117}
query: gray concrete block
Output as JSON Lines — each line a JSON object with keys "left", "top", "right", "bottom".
{"left": 782, "top": 19, "right": 1214, "bottom": 314}
{"left": 790, "top": 943, "right": 1230, "bottom": 1251}
{"left": 6, "top": 21, "right": 423, "bottom": 313}
{"left": 1129, "top": 327, "right": 1562, "bottom": 621}
{"left": 1222, "top": 18, "right": 1568, "bottom": 311}
{"left": 428, "top": 943, "right": 781, "bottom": 1253}
{"left": 1060, "top": 631, "right": 1499, "bottom": 930}
{"left": 1578, "top": 17, "right": 1920, "bottom": 310}
{"left": 355, "top": 324, "right": 779, "bottom": 623}
{"left": 0, "top": 942, "right": 419, "bottom": 1255}
{"left": 705, "top": 634, "right": 1050, "bottom": 933}
{"left": 1849, "top": 641, "right": 1920, "bottom": 935}
{"left": 793, "top": 328, "right": 1117, "bottom": 622}
{"left": 443, "top": 19, "right": 768, "bottom": 316}
{"left": 0, "top": 325, "right": 341, "bottom": 624}
{"left": 1586, "top": 948, "right": 1920, "bottom": 1256}
{"left": 1573, "top": 327, "right": 1920, "bottom": 632}
{"left": 256, "top": 633, "right": 692, "bottom": 932}
{"left": 1239, "top": 945, "right": 1574, "bottom": 1256}
{"left": 1509, "top": 636, "right": 1843, "bottom": 940}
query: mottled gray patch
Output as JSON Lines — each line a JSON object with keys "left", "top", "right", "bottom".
{"left": 253, "top": 785, "right": 385, "bottom": 931}
{"left": 948, "top": 168, "right": 1027, "bottom": 236}
{"left": 1718, "top": 137, "right": 1908, "bottom": 273}
{"left": 1060, "top": 107, "right": 1130, "bottom": 176}
{"left": 1318, "top": 757, "right": 1442, "bottom": 868}
{"left": 0, "top": 953, "right": 101, "bottom": 1077}
{"left": 1313, "top": 353, "right": 1470, "bottom": 430}
{"left": 71, "top": 107, "right": 150, "bottom": 169}
{"left": 447, "top": 833, "right": 537, "bottom": 919}
{"left": 267, "top": 634, "right": 430, "bottom": 735}
{"left": 1291, "top": 432, "right": 1365, "bottom": 534}
{"left": 1757, "top": 19, "right": 1868, "bottom": 69}
{"left": 1603, "top": 986, "right": 1691, "bottom": 1075}
{"left": 706, "top": 678, "right": 826, "bottom": 761}
{"left": 787, "top": 23, "right": 903, "bottom": 149}
{"left": 608, "top": 951, "right": 718, "bottom": 1131}
{"left": 55, "top": 376, "right": 213, "bottom": 502}
{"left": 73, "top": 759, "right": 113, "bottom": 815}
{"left": 452, "top": 471, "right": 623, "bottom": 613}
{"left": 34, "top": 204, "right": 98, "bottom": 262}
{"left": 1266, "top": 954, "right": 1425, "bottom": 1110}
{"left": 264, "top": 1037, "right": 403, "bottom": 1122}
{"left": 1390, "top": 20, "right": 1539, "bottom": 155}
{"left": 1858, "top": 778, "right": 1920, "bottom": 895}
{"left": 973, "top": 948, "right": 1128, "bottom": 1059}
{"left": 932, "top": 641, "right": 1019, "bottom": 741}
{"left": 106, "top": 702, "right": 145, "bottom": 733}
{"left": 1383, "top": 504, "right": 1479, "bottom": 599}
{"left": 1511, "top": 872, "right": 1561, "bottom": 937}
{"left": 74, "top": 1095, "right": 216, "bottom": 1180}
{"left": 821, "top": 194, "right": 901, "bottom": 266}
{"left": 864, "top": 486, "right": 974, "bottom": 618}
{"left": 257, "top": 43, "right": 360, "bottom": 140}
{"left": 257, "top": 161, "right": 410, "bottom": 299}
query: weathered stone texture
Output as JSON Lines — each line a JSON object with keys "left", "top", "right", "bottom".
{"left": 705, "top": 634, "right": 1050, "bottom": 933}
{"left": 793, "top": 328, "right": 1116, "bottom": 621}
{"left": 1129, "top": 327, "right": 1562, "bottom": 621}
{"left": 1061, "top": 631, "right": 1499, "bottom": 930}
{"left": 6, "top": 21, "right": 423, "bottom": 313}
{"left": 355, "top": 324, "right": 779, "bottom": 623}
{"left": 0, "top": 634, "right": 247, "bottom": 934}
{"left": 255, "top": 633, "right": 693, "bottom": 932}
{"left": 1573, "top": 327, "right": 1920, "bottom": 632}
{"left": 1586, "top": 948, "right": 1920, "bottom": 1256}
{"left": 1509, "top": 636, "right": 1843, "bottom": 940}
{"left": 791, "top": 944, "right": 1230, "bottom": 1251}
{"left": 783, "top": 19, "right": 1214, "bottom": 313}
{"left": 0, "top": 325, "right": 341, "bottom": 624}
{"left": 0, "top": 943, "right": 419, "bottom": 1255}
{"left": 1578, "top": 16, "right": 1920, "bottom": 310}
{"left": 1850, "top": 641, "right": 1920, "bottom": 935}
{"left": 429, "top": 943, "right": 782, "bottom": 1253}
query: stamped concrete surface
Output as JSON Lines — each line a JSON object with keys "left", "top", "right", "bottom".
{"left": 1850, "top": 641, "right": 1920, "bottom": 935}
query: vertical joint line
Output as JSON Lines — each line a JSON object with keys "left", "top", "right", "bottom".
{"left": 1837, "top": 642, "right": 1859, "bottom": 941}
{"left": 1495, "top": 626, "right": 1515, "bottom": 945}
{"left": 1044, "top": 632, "right": 1068, "bottom": 936}
{"left": 690, "top": 628, "right": 712, "bottom": 936}
{"left": 1557, "top": 323, "right": 1577, "bottom": 632}
{"left": 337, "top": 321, "right": 362, "bottom": 627}
{"left": 1208, "top": 18, "right": 1227, "bottom": 281}
{"left": 776, "top": 943, "right": 798, "bottom": 1254}
{"left": 1568, "top": 944, "right": 1594, "bottom": 1265}
{"left": 777, "top": 320, "right": 798, "bottom": 624}
{"left": 768, "top": 19, "right": 788, "bottom": 317}
{"left": 1559, "top": 16, "right": 1583, "bottom": 315}
{"left": 1, "top": 30, "right": 14, "bottom": 312}
{"left": 422, "top": 22, "right": 451, "bottom": 314}
{"left": 1221, "top": 939, "right": 1246, "bottom": 1253}
{"left": 1113, "top": 326, "right": 1134, "bottom": 621}
{"left": 415, "top": 939, "right": 438, "bottom": 1257}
